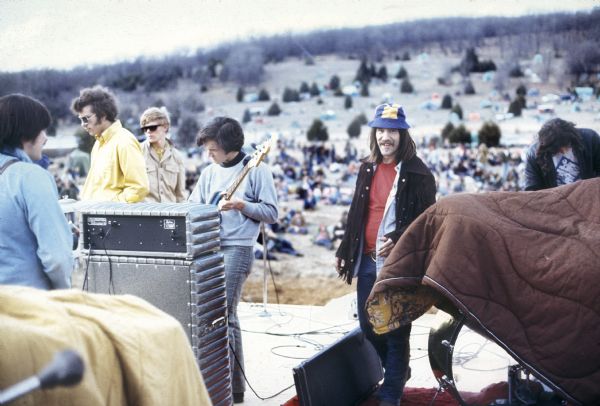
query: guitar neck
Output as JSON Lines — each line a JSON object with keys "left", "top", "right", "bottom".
{"left": 223, "top": 164, "right": 252, "bottom": 200}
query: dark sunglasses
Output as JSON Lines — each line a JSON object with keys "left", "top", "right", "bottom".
{"left": 78, "top": 114, "right": 96, "bottom": 124}
{"left": 141, "top": 124, "right": 161, "bottom": 133}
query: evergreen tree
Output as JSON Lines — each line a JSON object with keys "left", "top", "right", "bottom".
{"left": 177, "top": 116, "right": 200, "bottom": 147}
{"left": 448, "top": 125, "right": 471, "bottom": 144}
{"left": 377, "top": 65, "right": 388, "bottom": 82}
{"left": 369, "top": 63, "right": 377, "bottom": 78}
{"left": 441, "top": 122, "right": 455, "bottom": 141}
{"left": 355, "top": 59, "right": 371, "bottom": 83}
{"left": 478, "top": 121, "right": 502, "bottom": 147}
{"left": 396, "top": 66, "right": 408, "bottom": 79}
{"left": 401, "top": 51, "right": 411, "bottom": 61}
{"left": 242, "top": 109, "right": 252, "bottom": 123}
{"left": 300, "top": 81, "right": 310, "bottom": 93}
{"left": 329, "top": 75, "right": 341, "bottom": 91}
{"left": 361, "top": 82, "right": 370, "bottom": 97}
{"left": 400, "top": 78, "right": 414, "bottom": 93}
{"left": 258, "top": 88, "right": 270, "bottom": 101}
{"left": 347, "top": 116, "right": 362, "bottom": 138}
{"left": 310, "top": 82, "right": 320, "bottom": 97}
{"left": 357, "top": 113, "right": 368, "bottom": 125}
{"left": 283, "top": 87, "right": 300, "bottom": 102}
{"left": 509, "top": 65, "right": 524, "bottom": 78}
{"left": 508, "top": 98, "right": 523, "bottom": 116}
{"left": 464, "top": 80, "right": 476, "bottom": 95}
{"left": 441, "top": 94, "right": 453, "bottom": 109}
{"left": 267, "top": 102, "right": 282, "bottom": 116}
{"left": 460, "top": 48, "right": 479, "bottom": 76}
{"left": 307, "top": 119, "right": 329, "bottom": 142}
{"left": 451, "top": 103, "right": 464, "bottom": 120}
{"left": 344, "top": 95, "right": 353, "bottom": 109}
{"left": 236, "top": 87, "right": 245, "bottom": 102}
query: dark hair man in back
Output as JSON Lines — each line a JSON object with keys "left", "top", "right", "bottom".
{"left": 525, "top": 118, "right": 600, "bottom": 190}
{"left": 71, "top": 86, "right": 148, "bottom": 202}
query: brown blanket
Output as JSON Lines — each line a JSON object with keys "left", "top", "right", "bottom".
{"left": 366, "top": 178, "right": 600, "bottom": 406}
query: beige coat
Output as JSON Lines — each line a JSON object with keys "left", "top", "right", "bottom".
{"left": 142, "top": 140, "right": 186, "bottom": 202}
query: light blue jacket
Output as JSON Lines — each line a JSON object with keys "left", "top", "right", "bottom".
{"left": 188, "top": 156, "right": 278, "bottom": 247}
{"left": 0, "top": 149, "right": 73, "bottom": 289}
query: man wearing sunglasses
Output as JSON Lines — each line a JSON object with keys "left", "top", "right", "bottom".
{"left": 139, "top": 107, "right": 186, "bottom": 202}
{"left": 71, "top": 86, "right": 148, "bottom": 203}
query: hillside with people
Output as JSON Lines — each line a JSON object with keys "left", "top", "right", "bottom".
{"left": 2, "top": 10, "right": 599, "bottom": 305}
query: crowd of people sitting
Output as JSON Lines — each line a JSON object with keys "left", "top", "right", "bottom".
{"left": 48, "top": 129, "right": 529, "bottom": 259}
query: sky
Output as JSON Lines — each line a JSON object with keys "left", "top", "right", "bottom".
{"left": 0, "top": 0, "right": 597, "bottom": 72}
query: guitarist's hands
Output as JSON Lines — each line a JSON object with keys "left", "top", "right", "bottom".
{"left": 218, "top": 197, "right": 245, "bottom": 212}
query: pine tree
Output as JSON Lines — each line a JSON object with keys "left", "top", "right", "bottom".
{"left": 347, "top": 116, "right": 362, "bottom": 138}
{"left": 508, "top": 98, "right": 523, "bottom": 116}
{"left": 242, "top": 109, "right": 251, "bottom": 123}
{"left": 451, "top": 103, "right": 464, "bottom": 120}
{"left": 344, "top": 95, "right": 353, "bottom": 109}
{"left": 329, "top": 75, "right": 341, "bottom": 91}
{"left": 441, "top": 122, "right": 455, "bottom": 141}
{"left": 396, "top": 66, "right": 408, "bottom": 79}
{"left": 310, "top": 82, "right": 320, "bottom": 97}
{"left": 355, "top": 59, "right": 371, "bottom": 83}
{"left": 236, "top": 87, "right": 245, "bottom": 102}
{"left": 400, "top": 78, "right": 414, "bottom": 93}
{"left": 448, "top": 125, "right": 471, "bottom": 144}
{"left": 478, "top": 121, "right": 502, "bottom": 147}
{"left": 307, "top": 119, "right": 329, "bottom": 142}
{"left": 441, "top": 94, "right": 453, "bottom": 109}
{"left": 361, "top": 82, "right": 369, "bottom": 97}
{"left": 267, "top": 102, "right": 282, "bottom": 116}
{"left": 464, "top": 81, "right": 476, "bottom": 95}
{"left": 377, "top": 66, "right": 388, "bottom": 82}
{"left": 258, "top": 89, "right": 270, "bottom": 101}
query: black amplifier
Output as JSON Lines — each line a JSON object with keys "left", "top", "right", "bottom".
{"left": 78, "top": 202, "right": 220, "bottom": 259}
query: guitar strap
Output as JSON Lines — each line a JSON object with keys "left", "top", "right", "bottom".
{"left": 0, "top": 158, "right": 18, "bottom": 175}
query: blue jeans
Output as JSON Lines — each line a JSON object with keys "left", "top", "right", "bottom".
{"left": 357, "top": 254, "right": 411, "bottom": 405}
{"left": 222, "top": 245, "right": 254, "bottom": 395}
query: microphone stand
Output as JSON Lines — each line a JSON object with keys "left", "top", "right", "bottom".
{"left": 259, "top": 222, "right": 270, "bottom": 316}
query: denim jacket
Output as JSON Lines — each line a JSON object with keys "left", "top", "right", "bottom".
{"left": 0, "top": 149, "right": 73, "bottom": 289}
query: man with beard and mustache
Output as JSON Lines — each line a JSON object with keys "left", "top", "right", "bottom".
{"left": 335, "top": 104, "right": 436, "bottom": 406}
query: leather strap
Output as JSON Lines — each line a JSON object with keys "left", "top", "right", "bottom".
{"left": 0, "top": 158, "right": 18, "bottom": 175}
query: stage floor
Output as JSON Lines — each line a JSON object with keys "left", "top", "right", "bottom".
{"left": 238, "top": 294, "right": 515, "bottom": 405}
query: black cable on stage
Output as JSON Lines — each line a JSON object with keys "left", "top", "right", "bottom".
{"left": 229, "top": 342, "right": 295, "bottom": 401}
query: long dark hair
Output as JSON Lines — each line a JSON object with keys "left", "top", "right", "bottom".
{"left": 0, "top": 94, "right": 51, "bottom": 150}
{"left": 367, "top": 127, "right": 416, "bottom": 164}
{"left": 536, "top": 118, "right": 583, "bottom": 173}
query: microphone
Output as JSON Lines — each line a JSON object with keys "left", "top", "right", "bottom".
{"left": 38, "top": 350, "right": 85, "bottom": 388}
{"left": 0, "top": 350, "right": 84, "bottom": 404}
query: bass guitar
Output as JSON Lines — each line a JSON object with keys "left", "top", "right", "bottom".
{"left": 209, "top": 135, "right": 275, "bottom": 205}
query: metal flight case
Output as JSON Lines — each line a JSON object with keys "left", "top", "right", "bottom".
{"left": 78, "top": 202, "right": 231, "bottom": 406}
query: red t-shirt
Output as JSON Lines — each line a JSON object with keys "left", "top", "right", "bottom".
{"left": 363, "top": 162, "right": 396, "bottom": 254}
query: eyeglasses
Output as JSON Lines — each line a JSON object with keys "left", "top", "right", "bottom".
{"left": 78, "top": 114, "right": 96, "bottom": 124}
{"left": 141, "top": 124, "right": 161, "bottom": 133}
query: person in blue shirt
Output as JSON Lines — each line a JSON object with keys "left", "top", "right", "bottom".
{"left": 0, "top": 94, "right": 73, "bottom": 290}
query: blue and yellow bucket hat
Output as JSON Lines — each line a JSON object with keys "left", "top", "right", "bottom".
{"left": 368, "top": 103, "right": 410, "bottom": 129}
